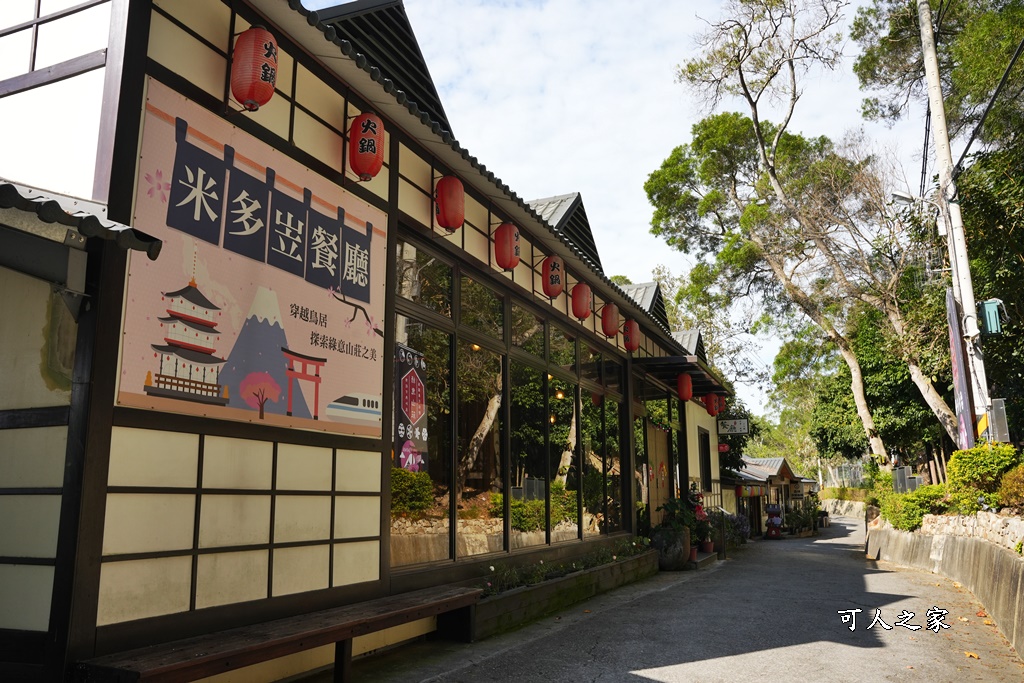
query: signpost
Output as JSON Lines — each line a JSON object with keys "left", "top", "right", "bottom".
{"left": 717, "top": 419, "right": 748, "bottom": 435}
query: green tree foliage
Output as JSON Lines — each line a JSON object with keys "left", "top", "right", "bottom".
{"left": 852, "top": 0, "right": 1024, "bottom": 143}
{"left": 997, "top": 464, "right": 1024, "bottom": 508}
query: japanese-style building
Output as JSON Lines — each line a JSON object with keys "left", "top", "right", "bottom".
{"left": 0, "top": 2, "right": 732, "bottom": 680}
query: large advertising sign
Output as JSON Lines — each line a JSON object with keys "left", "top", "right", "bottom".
{"left": 118, "top": 80, "right": 387, "bottom": 438}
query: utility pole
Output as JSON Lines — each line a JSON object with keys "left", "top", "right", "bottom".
{"left": 916, "top": 1, "right": 991, "bottom": 446}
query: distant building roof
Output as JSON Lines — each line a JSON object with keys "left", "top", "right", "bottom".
{"left": 672, "top": 329, "right": 708, "bottom": 364}
{"left": 620, "top": 282, "right": 669, "bottom": 329}
{"left": 742, "top": 455, "right": 798, "bottom": 481}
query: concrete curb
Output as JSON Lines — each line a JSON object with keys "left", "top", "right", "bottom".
{"left": 867, "top": 527, "right": 1024, "bottom": 660}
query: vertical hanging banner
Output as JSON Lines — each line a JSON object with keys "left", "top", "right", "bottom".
{"left": 394, "top": 343, "right": 428, "bottom": 471}
{"left": 122, "top": 80, "right": 387, "bottom": 438}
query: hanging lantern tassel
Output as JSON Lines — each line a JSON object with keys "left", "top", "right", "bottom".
{"left": 494, "top": 222, "right": 521, "bottom": 270}
{"left": 571, "top": 282, "right": 592, "bottom": 320}
{"left": 677, "top": 373, "right": 693, "bottom": 402}
{"left": 541, "top": 255, "right": 565, "bottom": 298}
{"left": 600, "top": 303, "right": 619, "bottom": 338}
{"left": 349, "top": 112, "right": 385, "bottom": 181}
{"left": 434, "top": 176, "right": 464, "bottom": 231}
{"left": 623, "top": 319, "right": 640, "bottom": 352}
{"left": 231, "top": 26, "right": 278, "bottom": 111}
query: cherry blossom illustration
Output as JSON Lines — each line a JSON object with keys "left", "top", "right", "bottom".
{"left": 144, "top": 169, "right": 171, "bottom": 203}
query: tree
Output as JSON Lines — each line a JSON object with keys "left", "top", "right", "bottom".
{"left": 240, "top": 371, "right": 280, "bottom": 419}
{"left": 852, "top": 0, "right": 1024, "bottom": 144}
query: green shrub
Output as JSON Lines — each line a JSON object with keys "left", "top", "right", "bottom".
{"left": 390, "top": 467, "right": 434, "bottom": 516}
{"left": 867, "top": 470, "right": 894, "bottom": 508}
{"left": 551, "top": 481, "right": 578, "bottom": 523}
{"left": 997, "top": 464, "right": 1024, "bottom": 509}
{"left": 946, "top": 442, "right": 1020, "bottom": 514}
{"left": 820, "top": 487, "right": 868, "bottom": 502}
{"left": 881, "top": 484, "right": 948, "bottom": 531}
{"left": 491, "top": 494, "right": 547, "bottom": 532}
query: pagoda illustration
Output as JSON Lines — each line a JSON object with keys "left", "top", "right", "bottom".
{"left": 143, "top": 276, "right": 230, "bottom": 405}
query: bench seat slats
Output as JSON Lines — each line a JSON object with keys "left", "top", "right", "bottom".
{"left": 78, "top": 586, "right": 482, "bottom": 682}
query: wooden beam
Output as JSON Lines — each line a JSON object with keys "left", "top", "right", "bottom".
{"left": 0, "top": 50, "right": 106, "bottom": 99}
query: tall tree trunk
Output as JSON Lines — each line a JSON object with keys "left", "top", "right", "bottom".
{"left": 456, "top": 381, "right": 502, "bottom": 502}
{"left": 905, "top": 361, "right": 959, "bottom": 443}
{"left": 834, "top": 339, "right": 888, "bottom": 460}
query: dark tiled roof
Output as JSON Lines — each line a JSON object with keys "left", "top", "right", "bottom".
{"left": 0, "top": 181, "right": 162, "bottom": 259}
{"left": 673, "top": 329, "right": 707, "bottom": 365}
{"left": 527, "top": 193, "right": 603, "bottom": 274}
{"left": 621, "top": 282, "right": 669, "bottom": 329}
{"left": 314, "top": 0, "right": 451, "bottom": 134}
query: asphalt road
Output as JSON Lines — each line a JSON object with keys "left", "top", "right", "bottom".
{"left": 324, "top": 518, "right": 1024, "bottom": 683}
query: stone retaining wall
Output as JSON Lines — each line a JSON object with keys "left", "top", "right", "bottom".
{"left": 821, "top": 498, "right": 865, "bottom": 519}
{"left": 866, "top": 526, "right": 1024, "bottom": 660}
{"left": 920, "top": 511, "right": 1024, "bottom": 553}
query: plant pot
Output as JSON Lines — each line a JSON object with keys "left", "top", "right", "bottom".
{"left": 700, "top": 540, "right": 714, "bottom": 554}
{"left": 689, "top": 547, "right": 698, "bottom": 561}
{"left": 651, "top": 525, "right": 691, "bottom": 571}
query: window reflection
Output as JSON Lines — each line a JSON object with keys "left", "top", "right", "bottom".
{"left": 455, "top": 340, "right": 504, "bottom": 556}
{"left": 396, "top": 239, "right": 452, "bottom": 316}
{"left": 549, "top": 326, "right": 575, "bottom": 374}
{"left": 605, "top": 400, "right": 623, "bottom": 533}
{"left": 512, "top": 303, "right": 544, "bottom": 357}
{"left": 549, "top": 377, "right": 579, "bottom": 542}
{"left": 581, "top": 389, "right": 602, "bottom": 538}
{"left": 509, "top": 360, "right": 547, "bottom": 548}
{"left": 580, "top": 345, "right": 600, "bottom": 385}
{"left": 460, "top": 276, "right": 504, "bottom": 341}
{"left": 634, "top": 412, "right": 650, "bottom": 536}
{"left": 391, "top": 315, "right": 451, "bottom": 566}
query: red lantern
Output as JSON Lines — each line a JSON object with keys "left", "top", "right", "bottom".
{"left": 600, "top": 303, "right": 619, "bottom": 337}
{"left": 231, "top": 26, "right": 278, "bottom": 111}
{"left": 718, "top": 443, "right": 730, "bottom": 453}
{"left": 571, "top": 282, "right": 592, "bottom": 320}
{"left": 718, "top": 395, "right": 727, "bottom": 412}
{"left": 623, "top": 319, "right": 640, "bottom": 352}
{"left": 677, "top": 373, "right": 693, "bottom": 401}
{"left": 706, "top": 394, "right": 718, "bottom": 417}
{"left": 541, "top": 255, "right": 564, "bottom": 298}
{"left": 434, "top": 176, "right": 464, "bottom": 231}
{"left": 494, "top": 222, "right": 520, "bottom": 270}
{"left": 349, "top": 112, "right": 385, "bottom": 181}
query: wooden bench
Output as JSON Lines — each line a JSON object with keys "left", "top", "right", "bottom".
{"left": 75, "top": 585, "right": 483, "bottom": 683}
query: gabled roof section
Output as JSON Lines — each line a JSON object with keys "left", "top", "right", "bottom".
{"left": 621, "top": 282, "right": 669, "bottom": 329}
{"left": 315, "top": 1, "right": 451, "bottom": 134}
{"left": 742, "top": 456, "right": 798, "bottom": 480}
{"left": 527, "top": 193, "right": 603, "bottom": 274}
{"left": 673, "top": 329, "right": 707, "bottom": 365}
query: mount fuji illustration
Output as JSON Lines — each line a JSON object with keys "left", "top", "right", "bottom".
{"left": 220, "top": 286, "right": 311, "bottom": 419}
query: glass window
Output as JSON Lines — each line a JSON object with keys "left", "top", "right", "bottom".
{"left": 580, "top": 345, "right": 600, "bottom": 385}
{"left": 604, "top": 357, "right": 621, "bottom": 394}
{"left": 509, "top": 360, "right": 547, "bottom": 548}
{"left": 581, "top": 389, "right": 602, "bottom": 538}
{"left": 455, "top": 340, "right": 503, "bottom": 556}
{"left": 34, "top": 3, "right": 111, "bottom": 70}
{"left": 391, "top": 316, "right": 451, "bottom": 566}
{"left": 460, "top": 275, "right": 504, "bottom": 341}
{"left": 549, "top": 377, "right": 578, "bottom": 542}
{"left": 395, "top": 238, "right": 451, "bottom": 316}
{"left": 634, "top": 413, "right": 649, "bottom": 536}
{"left": 511, "top": 303, "right": 544, "bottom": 358}
{"left": 549, "top": 326, "right": 575, "bottom": 375}
{"left": 605, "top": 399, "right": 623, "bottom": 533}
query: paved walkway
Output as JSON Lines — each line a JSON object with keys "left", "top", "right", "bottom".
{"left": 311, "top": 518, "right": 1024, "bottom": 682}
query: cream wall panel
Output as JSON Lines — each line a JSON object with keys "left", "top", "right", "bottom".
{"left": 199, "top": 495, "right": 271, "bottom": 548}
{"left": 276, "top": 443, "right": 332, "bottom": 491}
{"left": 0, "top": 426, "right": 66, "bottom": 488}
{"left": 0, "top": 268, "right": 72, "bottom": 410}
{"left": 0, "top": 495, "right": 60, "bottom": 558}
{"left": 464, "top": 195, "right": 487, "bottom": 233}
{"left": 512, "top": 240, "right": 533, "bottom": 290}
{"left": 295, "top": 64, "right": 345, "bottom": 131}
{"left": 398, "top": 178, "right": 431, "bottom": 227}
{"left": 103, "top": 494, "right": 195, "bottom": 556}
{"left": 398, "top": 144, "right": 431, "bottom": 191}
{"left": 335, "top": 450, "right": 380, "bottom": 492}
{"left": 97, "top": 556, "right": 191, "bottom": 626}
{"left": 333, "top": 496, "right": 380, "bottom": 539}
{"left": 203, "top": 436, "right": 272, "bottom": 489}
{"left": 359, "top": 163, "right": 389, "bottom": 200}
{"left": 332, "top": 540, "right": 379, "bottom": 586}
{"left": 463, "top": 225, "right": 488, "bottom": 264}
{"left": 276, "top": 48, "right": 294, "bottom": 97}
{"left": 194, "top": 646, "right": 332, "bottom": 683}
{"left": 272, "top": 545, "right": 329, "bottom": 596}
{"left": 352, "top": 617, "right": 434, "bottom": 657}
{"left": 108, "top": 427, "right": 198, "bottom": 488}
{"left": 0, "top": 565, "right": 53, "bottom": 631}
{"left": 154, "top": 0, "right": 230, "bottom": 52}
{"left": 195, "top": 550, "right": 268, "bottom": 609}
{"left": 293, "top": 108, "right": 343, "bottom": 170}
{"left": 246, "top": 92, "right": 290, "bottom": 141}
{"left": 148, "top": 12, "right": 225, "bottom": 99}
{"left": 274, "top": 496, "right": 331, "bottom": 543}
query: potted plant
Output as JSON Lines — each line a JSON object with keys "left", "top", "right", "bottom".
{"left": 651, "top": 498, "right": 694, "bottom": 570}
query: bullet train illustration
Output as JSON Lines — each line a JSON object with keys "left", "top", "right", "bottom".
{"left": 325, "top": 392, "right": 383, "bottom": 423}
